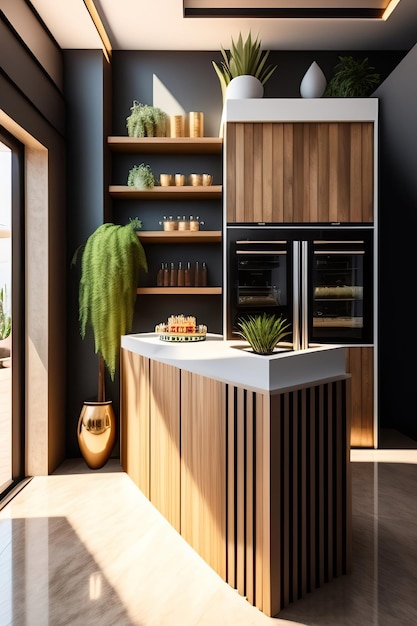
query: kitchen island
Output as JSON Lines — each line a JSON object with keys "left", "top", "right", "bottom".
{"left": 120, "top": 333, "right": 352, "bottom": 616}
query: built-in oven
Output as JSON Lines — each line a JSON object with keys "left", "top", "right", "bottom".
{"left": 227, "top": 225, "right": 374, "bottom": 348}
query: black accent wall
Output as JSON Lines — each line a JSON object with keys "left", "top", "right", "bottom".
{"left": 374, "top": 44, "right": 417, "bottom": 444}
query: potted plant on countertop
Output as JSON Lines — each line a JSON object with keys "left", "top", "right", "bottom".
{"left": 212, "top": 31, "right": 277, "bottom": 104}
{"left": 235, "top": 312, "right": 291, "bottom": 355}
{"left": 324, "top": 56, "right": 380, "bottom": 97}
{"left": 72, "top": 218, "right": 148, "bottom": 469}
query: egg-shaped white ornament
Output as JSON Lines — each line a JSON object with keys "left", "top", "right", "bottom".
{"left": 300, "top": 62, "right": 327, "bottom": 99}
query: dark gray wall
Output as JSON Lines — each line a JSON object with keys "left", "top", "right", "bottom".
{"left": 64, "top": 50, "right": 113, "bottom": 457}
{"left": 374, "top": 44, "right": 417, "bottom": 442}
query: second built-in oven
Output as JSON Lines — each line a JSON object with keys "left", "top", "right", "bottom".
{"left": 227, "top": 225, "right": 374, "bottom": 348}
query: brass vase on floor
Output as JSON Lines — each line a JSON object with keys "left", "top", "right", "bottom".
{"left": 77, "top": 400, "right": 116, "bottom": 469}
{"left": 77, "top": 355, "right": 116, "bottom": 469}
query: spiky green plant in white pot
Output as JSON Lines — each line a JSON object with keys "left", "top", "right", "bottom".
{"left": 212, "top": 32, "right": 277, "bottom": 104}
{"left": 235, "top": 312, "right": 291, "bottom": 355}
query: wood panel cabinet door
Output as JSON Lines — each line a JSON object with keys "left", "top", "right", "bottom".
{"left": 120, "top": 350, "right": 150, "bottom": 496}
{"left": 226, "top": 122, "right": 374, "bottom": 224}
{"left": 180, "top": 371, "right": 227, "bottom": 580}
{"left": 346, "top": 346, "right": 374, "bottom": 447}
{"left": 149, "top": 360, "right": 181, "bottom": 532}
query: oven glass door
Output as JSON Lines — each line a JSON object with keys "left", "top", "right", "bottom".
{"left": 309, "top": 236, "right": 373, "bottom": 344}
{"left": 228, "top": 235, "right": 291, "bottom": 338}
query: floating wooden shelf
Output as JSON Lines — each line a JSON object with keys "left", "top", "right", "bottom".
{"left": 109, "top": 185, "right": 222, "bottom": 200}
{"left": 137, "top": 230, "right": 222, "bottom": 244}
{"left": 137, "top": 287, "right": 222, "bottom": 295}
{"left": 108, "top": 136, "right": 223, "bottom": 154}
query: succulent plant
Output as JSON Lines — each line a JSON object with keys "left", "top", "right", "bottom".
{"left": 236, "top": 312, "right": 291, "bottom": 355}
{"left": 212, "top": 32, "right": 277, "bottom": 103}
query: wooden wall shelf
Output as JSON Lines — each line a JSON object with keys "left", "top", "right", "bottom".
{"left": 110, "top": 185, "right": 222, "bottom": 200}
{"left": 137, "top": 287, "right": 222, "bottom": 295}
{"left": 108, "top": 136, "right": 223, "bottom": 154}
{"left": 137, "top": 231, "right": 222, "bottom": 244}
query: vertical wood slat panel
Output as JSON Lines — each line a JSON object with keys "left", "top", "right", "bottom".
{"left": 350, "top": 123, "right": 363, "bottom": 222}
{"left": 235, "top": 123, "right": 245, "bottom": 223}
{"left": 307, "top": 123, "right": 319, "bottom": 222}
{"left": 291, "top": 391, "right": 299, "bottom": 602}
{"left": 362, "top": 122, "right": 374, "bottom": 223}
{"left": 253, "top": 124, "right": 264, "bottom": 223}
{"left": 335, "top": 380, "right": 343, "bottom": 578}
{"left": 308, "top": 386, "right": 317, "bottom": 592}
{"left": 245, "top": 391, "right": 255, "bottom": 605}
{"left": 317, "top": 384, "right": 325, "bottom": 587}
{"left": 300, "top": 389, "right": 308, "bottom": 598}
{"left": 120, "top": 350, "right": 150, "bottom": 496}
{"left": 326, "top": 382, "right": 334, "bottom": 583}
{"left": 236, "top": 386, "right": 245, "bottom": 596}
{"left": 226, "top": 122, "right": 236, "bottom": 222}
{"left": 317, "top": 124, "right": 330, "bottom": 222}
{"left": 282, "top": 392, "right": 290, "bottom": 607}
{"left": 283, "top": 124, "right": 294, "bottom": 222}
{"left": 255, "top": 392, "right": 265, "bottom": 611}
{"left": 150, "top": 360, "right": 181, "bottom": 532}
{"left": 244, "top": 124, "right": 255, "bottom": 222}
{"left": 272, "top": 123, "right": 284, "bottom": 222}
{"left": 227, "top": 385, "right": 236, "bottom": 589}
{"left": 181, "top": 372, "right": 227, "bottom": 579}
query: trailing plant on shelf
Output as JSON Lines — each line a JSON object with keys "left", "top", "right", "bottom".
{"left": 126, "top": 100, "right": 168, "bottom": 137}
{"left": 212, "top": 32, "right": 277, "bottom": 103}
{"left": 127, "top": 163, "right": 156, "bottom": 189}
{"left": 324, "top": 56, "right": 380, "bottom": 98}
{"left": 235, "top": 312, "right": 291, "bottom": 355}
{"left": 72, "top": 219, "right": 148, "bottom": 396}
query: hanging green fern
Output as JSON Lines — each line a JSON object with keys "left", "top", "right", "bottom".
{"left": 78, "top": 219, "right": 147, "bottom": 380}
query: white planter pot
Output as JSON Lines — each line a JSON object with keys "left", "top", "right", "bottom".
{"left": 226, "top": 75, "right": 264, "bottom": 100}
{"left": 220, "top": 75, "right": 264, "bottom": 137}
{"left": 300, "top": 62, "right": 327, "bottom": 99}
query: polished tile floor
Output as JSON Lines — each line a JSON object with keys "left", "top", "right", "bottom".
{"left": 0, "top": 456, "right": 416, "bottom": 626}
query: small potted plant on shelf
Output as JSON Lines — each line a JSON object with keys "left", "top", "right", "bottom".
{"left": 72, "top": 218, "right": 148, "bottom": 469}
{"left": 126, "top": 100, "right": 168, "bottom": 137}
{"left": 324, "top": 56, "right": 380, "bottom": 97}
{"left": 235, "top": 312, "right": 291, "bottom": 355}
{"left": 212, "top": 32, "right": 277, "bottom": 104}
{"left": 127, "top": 163, "right": 156, "bottom": 189}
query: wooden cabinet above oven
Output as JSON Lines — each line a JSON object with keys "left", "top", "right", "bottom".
{"left": 225, "top": 121, "right": 374, "bottom": 224}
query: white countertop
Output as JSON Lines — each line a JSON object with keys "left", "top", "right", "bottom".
{"left": 121, "top": 333, "right": 348, "bottom": 392}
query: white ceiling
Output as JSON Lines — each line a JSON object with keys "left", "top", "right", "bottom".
{"left": 29, "top": 0, "right": 417, "bottom": 52}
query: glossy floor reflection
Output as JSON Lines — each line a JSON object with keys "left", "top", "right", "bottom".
{"left": 0, "top": 457, "right": 416, "bottom": 626}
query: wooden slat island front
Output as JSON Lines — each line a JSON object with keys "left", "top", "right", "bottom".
{"left": 120, "top": 334, "right": 352, "bottom": 617}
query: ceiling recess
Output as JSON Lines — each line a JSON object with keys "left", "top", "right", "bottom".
{"left": 183, "top": 0, "right": 396, "bottom": 19}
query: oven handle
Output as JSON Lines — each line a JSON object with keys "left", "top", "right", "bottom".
{"left": 236, "top": 250, "right": 287, "bottom": 255}
{"left": 293, "top": 241, "right": 300, "bottom": 351}
{"left": 301, "top": 241, "right": 309, "bottom": 350}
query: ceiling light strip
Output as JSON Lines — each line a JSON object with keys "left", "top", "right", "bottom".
{"left": 83, "top": 0, "right": 112, "bottom": 61}
{"left": 184, "top": 7, "right": 384, "bottom": 18}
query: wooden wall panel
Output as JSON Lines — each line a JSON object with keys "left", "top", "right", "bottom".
{"left": 226, "top": 122, "right": 374, "bottom": 224}
{"left": 346, "top": 347, "right": 374, "bottom": 447}
{"left": 120, "top": 350, "right": 150, "bottom": 496}
{"left": 150, "top": 360, "right": 181, "bottom": 532}
{"left": 181, "top": 371, "right": 227, "bottom": 579}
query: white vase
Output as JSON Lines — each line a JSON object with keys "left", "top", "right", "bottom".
{"left": 300, "top": 62, "right": 327, "bottom": 99}
{"left": 219, "top": 75, "right": 264, "bottom": 137}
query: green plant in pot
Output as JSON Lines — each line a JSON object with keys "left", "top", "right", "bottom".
{"left": 127, "top": 163, "right": 155, "bottom": 189}
{"left": 324, "top": 56, "right": 380, "bottom": 98}
{"left": 235, "top": 312, "right": 291, "bottom": 355}
{"left": 126, "top": 100, "right": 168, "bottom": 137}
{"left": 72, "top": 218, "right": 148, "bottom": 468}
{"left": 212, "top": 32, "right": 277, "bottom": 104}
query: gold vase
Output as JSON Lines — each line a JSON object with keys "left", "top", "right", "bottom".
{"left": 77, "top": 400, "right": 116, "bottom": 469}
